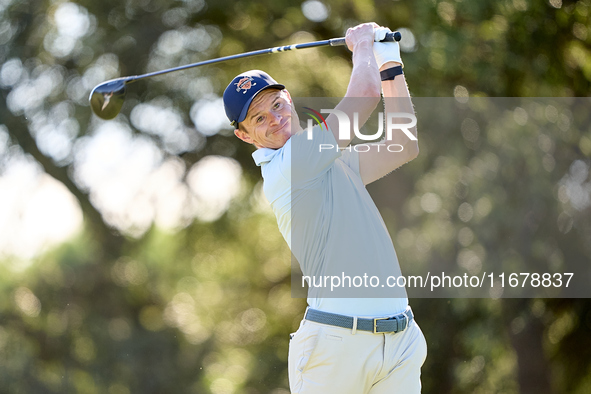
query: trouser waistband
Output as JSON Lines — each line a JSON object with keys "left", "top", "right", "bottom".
{"left": 304, "top": 307, "right": 414, "bottom": 334}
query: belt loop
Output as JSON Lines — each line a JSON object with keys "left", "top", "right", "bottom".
{"left": 304, "top": 306, "right": 310, "bottom": 321}
{"left": 352, "top": 316, "right": 358, "bottom": 335}
{"left": 402, "top": 310, "right": 409, "bottom": 329}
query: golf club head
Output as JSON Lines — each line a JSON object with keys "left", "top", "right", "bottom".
{"left": 89, "top": 78, "right": 128, "bottom": 120}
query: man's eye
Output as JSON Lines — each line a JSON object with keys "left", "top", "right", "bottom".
{"left": 274, "top": 102, "right": 281, "bottom": 109}
{"left": 257, "top": 116, "right": 264, "bottom": 123}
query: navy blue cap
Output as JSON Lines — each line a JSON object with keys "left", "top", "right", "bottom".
{"left": 223, "top": 70, "right": 285, "bottom": 127}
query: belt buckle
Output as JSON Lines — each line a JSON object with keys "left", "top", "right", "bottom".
{"left": 373, "top": 317, "right": 388, "bottom": 334}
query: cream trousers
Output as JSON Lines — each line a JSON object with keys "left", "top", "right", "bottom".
{"left": 288, "top": 316, "right": 427, "bottom": 393}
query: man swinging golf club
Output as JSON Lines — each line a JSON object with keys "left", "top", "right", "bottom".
{"left": 223, "top": 22, "right": 426, "bottom": 393}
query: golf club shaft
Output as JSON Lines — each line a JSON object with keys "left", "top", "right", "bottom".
{"left": 122, "top": 31, "right": 401, "bottom": 84}
{"left": 89, "top": 31, "right": 402, "bottom": 120}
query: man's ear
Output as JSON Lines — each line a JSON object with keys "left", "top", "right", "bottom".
{"left": 234, "top": 128, "right": 253, "bottom": 144}
{"left": 284, "top": 89, "right": 301, "bottom": 128}
{"left": 283, "top": 89, "right": 292, "bottom": 103}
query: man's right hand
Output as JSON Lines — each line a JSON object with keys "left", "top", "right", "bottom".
{"left": 345, "top": 22, "right": 378, "bottom": 52}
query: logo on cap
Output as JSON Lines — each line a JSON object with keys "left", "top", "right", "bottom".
{"left": 235, "top": 76, "right": 256, "bottom": 94}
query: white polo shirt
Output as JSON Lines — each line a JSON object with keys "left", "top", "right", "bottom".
{"left": 253, "top": 125, "right": 408, "bottom": 317}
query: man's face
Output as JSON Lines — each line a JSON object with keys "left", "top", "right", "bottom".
{"left": 234, "top": 89, "right": 295, "bottom": 149}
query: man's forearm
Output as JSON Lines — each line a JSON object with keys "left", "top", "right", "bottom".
{"left": 380, "top": 62, "right": 418, "bottom": 151}
{"left": 329, "top": 26, "right": 382, "bottom": 149}
{"left": 346, "top": 42, "right": 382, "bottom": 99}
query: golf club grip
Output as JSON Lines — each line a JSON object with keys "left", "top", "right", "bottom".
{"left": 329, "top": 31, "right": 401, "bottom": 47}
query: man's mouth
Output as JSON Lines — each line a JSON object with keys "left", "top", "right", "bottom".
{"left": 270, "top": 120, "right": 289, "bottom": 135}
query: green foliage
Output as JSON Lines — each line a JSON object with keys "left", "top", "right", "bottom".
{"left": 1, "top": 212, "right": 300, "bottom": 393}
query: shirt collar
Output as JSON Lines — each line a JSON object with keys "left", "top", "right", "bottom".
{"left": 252, "top": 147, "right": 281, "bottom": 167}
{"left": 252, "top": 138, "right": 290, "bottom": 166}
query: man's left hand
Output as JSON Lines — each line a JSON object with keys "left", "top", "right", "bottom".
{"left": 373, "top": 26, "right": 403, "bottom": 68}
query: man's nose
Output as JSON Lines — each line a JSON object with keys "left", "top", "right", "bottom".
{"left": 269, "top": 111, "right": 281, "bottom": 125}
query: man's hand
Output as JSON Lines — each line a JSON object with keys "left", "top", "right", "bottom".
{"left": 345, "top": 22, "right": 379, "bottom": 52}
{"left": 373, "top": 27, "right": 403, "bottom": 68}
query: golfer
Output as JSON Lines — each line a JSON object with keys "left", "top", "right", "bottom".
{"left": 223, "top": 22, "right": 426, "bottom": 393}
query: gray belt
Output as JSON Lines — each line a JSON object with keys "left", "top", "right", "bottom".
{"left": 305, "top": 307, "right": 414, "bottom": 334}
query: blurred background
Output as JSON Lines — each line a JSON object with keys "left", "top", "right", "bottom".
{"left": 1, "top": 0, "right": 590, "bottom": 393}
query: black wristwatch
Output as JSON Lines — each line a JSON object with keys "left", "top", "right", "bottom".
{"left": 380, "top": 66, "right": 403, "bottom": 81}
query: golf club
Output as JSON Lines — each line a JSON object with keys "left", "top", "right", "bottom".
{"left": 89, "top": 31, "right": 401, "bottom": 120}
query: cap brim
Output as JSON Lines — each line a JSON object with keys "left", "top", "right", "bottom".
{"left": 236, "top": 84, "right": 285, "bottom": 124}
